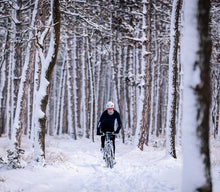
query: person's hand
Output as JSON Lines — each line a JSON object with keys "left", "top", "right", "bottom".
{"left": 114, "top": 130, "right": 119, "bottom": 134}
{"left": 97, "top": 131, "right": 101, "bottom": 135}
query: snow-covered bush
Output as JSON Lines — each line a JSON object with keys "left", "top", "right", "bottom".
{"left": 7, "top": 147, "right": 25, "bottom": 169}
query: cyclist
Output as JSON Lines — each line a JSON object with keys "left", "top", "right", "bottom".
{"left": 97, "top": 101, "right": 122, "bottom": 156}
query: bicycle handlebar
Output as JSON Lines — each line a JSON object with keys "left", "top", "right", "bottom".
{"left": 101, "top": 131, "right": 115, "bottom": 136}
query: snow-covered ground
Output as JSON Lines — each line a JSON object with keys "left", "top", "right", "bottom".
{"left": 0, "top": 135, "right": 219, "bottom": 192}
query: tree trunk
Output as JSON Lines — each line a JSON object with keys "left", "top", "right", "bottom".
{"left": 138, "top": 0, "right": 152, "bottom": 150}
{"left": 182, "top": 0, "right": 212, "bottom": 191}
{"left": 166, "top": 0, "right": 182, "bottom": 159}
{"left": 34, "top": 0, "right": 60, "bottom": 162}
{"left": 10, "top": 0, "right": 39, "bottom": 152}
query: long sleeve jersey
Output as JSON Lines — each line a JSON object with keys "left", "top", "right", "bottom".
{"left": 97, "top": 110, "right": 122, "bottom": 133}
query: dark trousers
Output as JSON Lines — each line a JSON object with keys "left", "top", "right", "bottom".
{"left": 101, "top": 135, "right": 115, "bottom": 154}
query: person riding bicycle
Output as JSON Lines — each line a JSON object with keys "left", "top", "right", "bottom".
{"left": 97, "top": 101, "right": 122, "bottom": 155}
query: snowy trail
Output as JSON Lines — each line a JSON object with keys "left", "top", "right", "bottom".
{"left": 0, "top": 135, "right": 219, "bottom": 192}
{"left": 41, "top": 138, "right": 181, "bottom": 192}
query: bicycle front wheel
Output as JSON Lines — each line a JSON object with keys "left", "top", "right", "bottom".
{"left": 105, "top": 143, "right": 114, "bottom": 168}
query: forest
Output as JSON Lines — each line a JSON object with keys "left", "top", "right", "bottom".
{"left": 0, "top": 0, "right": 219, "bottom": 191}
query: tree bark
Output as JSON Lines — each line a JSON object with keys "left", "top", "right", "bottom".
{"left": 182, "top": 0, "right": 212, "bottom": 191}
{"left": 34, "top": 0, "right": 60, "bottom": 161}
{"left": 138, "top": 0, "right": 152, "bottom": 150}
{"left": 166, "top": 0, "right": 182, "bottom": 159}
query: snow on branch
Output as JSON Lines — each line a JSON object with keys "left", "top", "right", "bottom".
{"left": 61, "top": 9, "right": 112, "bottom": 35}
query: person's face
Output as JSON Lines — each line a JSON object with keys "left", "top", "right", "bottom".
{"left": 107, "top": 108, "right": 114, "bottom": 114}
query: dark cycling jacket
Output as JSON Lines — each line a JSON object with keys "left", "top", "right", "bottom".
{"left": 97, "top": 110, "right": 122, "bottom": 133}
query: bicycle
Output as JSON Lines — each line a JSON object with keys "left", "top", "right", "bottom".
{"left": 102, "top": 132, "right": 115, "bottom": 169}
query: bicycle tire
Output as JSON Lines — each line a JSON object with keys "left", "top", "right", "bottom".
{"left": 106, "top": 143, "right": 114, "bottom": 168}
{"left": 103, "top": 132, "right": 115, "bottom": 168}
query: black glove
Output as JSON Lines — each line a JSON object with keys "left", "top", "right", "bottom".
{"left": 114, "top": 129, "right": 119, "bottom": 134}
{"left": 97, "top": 130, "right": 101, "bottom": 135}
